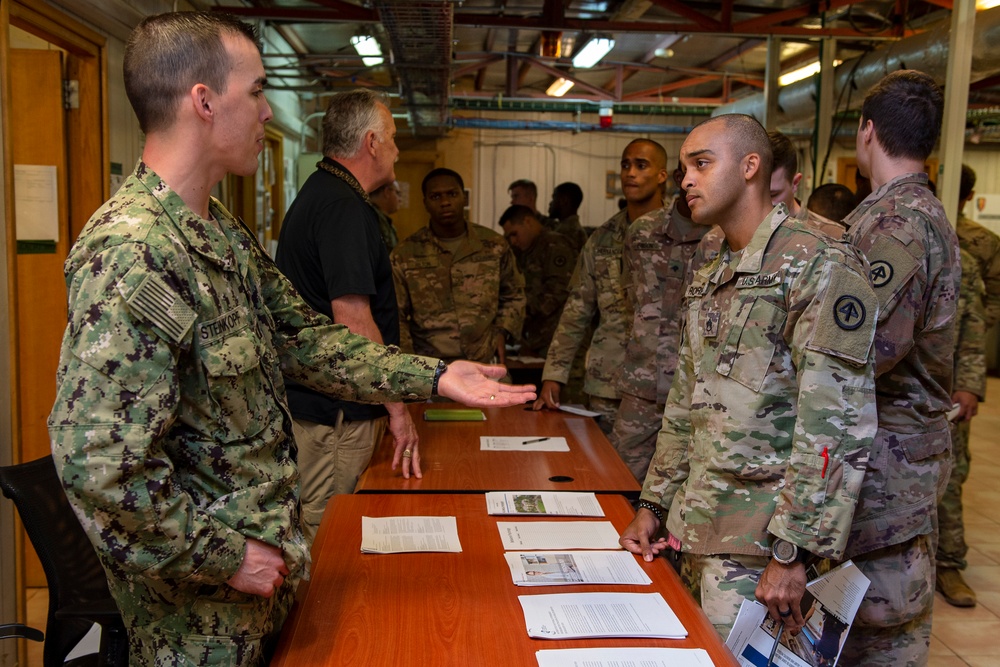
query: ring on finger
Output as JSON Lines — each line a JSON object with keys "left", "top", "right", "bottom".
{"left": 402, "top": 449, "right": 412, "bottom": 458}
{"left": 778, "top": 607, "right": 792, "bottom": 617}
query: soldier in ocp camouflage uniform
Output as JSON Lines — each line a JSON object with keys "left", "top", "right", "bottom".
{"left": 547, "top": 182, "right": 589, "bottom": 252}
{"left": 533, "top": 209, "right": 629, "bottom": 433}
{"left": 620, "top": 115, "right": 877, "bottom": 640}
{"left": 533, "top": 140, "right": 672, "bottom": 433}
{"left": 47, "top": 14, "right": 535, "bottom": 666}
{"left": 392, "top": 168, "right": 525, "bottom": 364}
{"left": 499, "top": 205, "right": 578, "bottom": 357}
{"left": 614, "top": 157, "right": 716, "bottom": 482}
{"left": 769, "top": 130, "right": 848, "bottom": 240}
{"left": 936, "top": 164, "right": 994, "bottom": 607}
{"left": 956, "top": 164, "right": 1000, "bottom": 329}
{"left": 935, "top": 248, "right": 987, "bottom": 607}
{"left": 840, "top": 70, "right": 960, "bottom": 666}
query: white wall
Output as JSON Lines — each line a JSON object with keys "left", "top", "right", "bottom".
{"left": 468, "top": 112, "right": 702, "bottom": 231}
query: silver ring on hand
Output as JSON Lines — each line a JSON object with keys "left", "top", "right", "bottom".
{"left": 778, "top": 607, "right": 792, "bottom": 617}
{"left": 490, "top": 394, "right": 495, "bottom": 400}
{"left": 402, "top": 449, "right": 412, "bottom": 458}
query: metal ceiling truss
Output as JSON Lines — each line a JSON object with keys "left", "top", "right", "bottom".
{"left": 226, "top": 0, "right": 905, "bottom": 38}
{"left": 224, "top": 0, "right": 947, "bottom": 133}
{"left": 373, "top": 0, "right": 454, "bottom": 136}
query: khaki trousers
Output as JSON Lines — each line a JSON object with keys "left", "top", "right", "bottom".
{"left": 293, "top": 414, "right": 387, "bottom": 543}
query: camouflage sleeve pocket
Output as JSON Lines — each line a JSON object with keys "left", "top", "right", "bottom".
{"left": 785, "top": 446, "right": 866, "bottom": 544}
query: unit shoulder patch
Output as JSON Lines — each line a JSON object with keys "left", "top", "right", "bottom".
{"left": 806, "top": 261, "right": 878, "bottom": 365}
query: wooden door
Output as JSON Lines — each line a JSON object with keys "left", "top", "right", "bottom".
{"left": 10, "top": 48, "right": 69, "bottom": 587}
{"left": 393, "top": 157, "right": 436, "bottom": 242}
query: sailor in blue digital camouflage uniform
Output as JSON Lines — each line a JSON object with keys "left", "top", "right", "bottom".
{"left": 47, "top": 12, "right": 535, "bottom": 666}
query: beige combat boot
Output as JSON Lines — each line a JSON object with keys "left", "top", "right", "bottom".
{"left": 936, "top": 567, "right": 976, "bottom": 607}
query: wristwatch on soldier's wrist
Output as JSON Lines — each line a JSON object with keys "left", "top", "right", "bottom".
{"left": 771, "top": 538, "right": 808, "bottom": 565}
{"left": 636, "top": 499, "right": 664, "bottom": 523}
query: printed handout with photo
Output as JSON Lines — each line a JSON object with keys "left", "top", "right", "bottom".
{"left": 520, "top": 554, "right": 583, "bottom": 584}
{"left": 513, "top": 494, "right": 546, "bottom": 514}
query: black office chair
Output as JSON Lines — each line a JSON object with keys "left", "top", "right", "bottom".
{"left": 0, "top": 456, "right": 127, "bottom": 667}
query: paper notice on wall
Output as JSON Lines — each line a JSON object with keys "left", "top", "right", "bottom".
{"left": 14, "top": 164, "right": 59, "bottom": 241}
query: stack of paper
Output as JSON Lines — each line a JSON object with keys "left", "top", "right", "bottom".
{"left": 518, "top": 592, "right": 687, "bottom": 639}
{"left": 486, "top": 491, "right": 605, "bottom": 517}
{"left": 360, "top": 516, "right": 462, "bottom": 553}
{"left": 504, "top": 551, "right": 651, "bottom": 586}
{"left": 497, "top": 521, "right": 621, "bottom": 550}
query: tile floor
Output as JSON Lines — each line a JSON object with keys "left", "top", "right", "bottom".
{"left": 22, "top": 378, "right": 1000, "bottom": 665}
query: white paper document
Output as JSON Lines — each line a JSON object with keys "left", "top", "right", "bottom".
{"left": 360, "top": 516, "right": 462, "bottom": 553}
{"left": 518, "top": 592, "right": 687, "bottom": 639}
{"left": 558, "top": 405, "right": 602, "bottom": 418}
{"left": 726, "top": 560, "right": 870, "bottom": 667}
{"left": 497, "top": 521, "right": 621, "bottom": 550}
{"left": 505, "top": 551, "right": 652, "bottom": 586}
{"left": 486, "top": 491, "right": 605, "bottom": 517}
{"left": 536, "top": 647, "right": 715, "bottom": 667}
{"left": 481, "top": 436, "right": 570, "bottom": 451}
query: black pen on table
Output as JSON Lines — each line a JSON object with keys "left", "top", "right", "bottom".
{"left": 766, "top": 621, "right": 783, "bottom": 667}
{"left": 521, "top": 437, "right": 550, "bottom": 445}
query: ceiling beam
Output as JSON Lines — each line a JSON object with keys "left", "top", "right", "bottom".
{"left": 524, "top": 57, "right": 616, "bottom": 99}
{"left": 455, "top": 54, "right": 504, "bottom": 80}
{"left": 732, "top": 0, "right": 871, "bottom": 34}
{"left": 646, "top": 0, "right": 723, "bottom": 30}
{"left": 475, "top": 29, "right": 497, "bottom": 90}
{"left": 218, "top": 6, "right": 916, "bottom": 38}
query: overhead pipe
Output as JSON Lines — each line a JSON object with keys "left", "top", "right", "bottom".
{"left": 713, "top": 6, "right": 1000, "bottom": 123}
{"left": 450, "top": 117, "right": 815, "bottom": 137}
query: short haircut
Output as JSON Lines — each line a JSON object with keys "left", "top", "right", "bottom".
{"left": 422, "top": 167, "right": 464, "bottom": 195}
{"left": 508, "top": 179, "right": 537, "bottom": 197}
{"left": 124, "top": 12, "right": 260, "bottom": 134}
{"left": 322, "top": 89, "right": 390, "bottom": 158}
{"left": 553, "top": 182, "right": 584, "bottom": 209}
{"left": 768, "top": 130, "right": 798, "bottom": 177}
{"left": 696, "top": 114, "right": 773, "bottom": 177}
{"left": 960, "top": 164, "right": 977, "bottom": 201}
{"left": 861, "top": 70, "right": 943, "bottom": 161}
{"left": 499, "top": 205, "right": 537, "bottom": 227}
{"left": 807, "top": 183, "right": 857, "bottom": 222}
{"left": 624, "top": 138, "right": 668, "bottom": 169}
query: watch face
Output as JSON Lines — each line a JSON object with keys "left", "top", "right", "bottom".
{"left": 773, "top": 540, "right": 796, "bottom": 562}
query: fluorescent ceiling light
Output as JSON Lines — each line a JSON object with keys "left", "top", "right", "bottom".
{"left": 351, "top": 35, "right": 383, "bottom": 67}
{"left": 778, "top": 59, "right": 843, "bottom": 86}
{"left": 977, "top": 0, "right": 1000, "bottom": 8}
{"left": 546, "top": 77, "right": 575, "bottom": 97}
{"left": 572, "top": 38, "right": 615, "bottom": 68}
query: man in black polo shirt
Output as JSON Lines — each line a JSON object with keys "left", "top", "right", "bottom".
{"left": 276, "top": 89, "right": 418, "bottom": 543}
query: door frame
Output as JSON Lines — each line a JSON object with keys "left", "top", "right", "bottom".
{"left": 0, "top": 2, "right": 107, "bottom": 664}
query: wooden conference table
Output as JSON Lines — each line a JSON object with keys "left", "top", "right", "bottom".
{"left": 355, "top": 402, "right": 640, "bottom": 498}
{"left": 272, "top": 493, "right": 738, "bottom": 667}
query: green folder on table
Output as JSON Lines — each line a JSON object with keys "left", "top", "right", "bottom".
{"left": 423, "top": 409, "right": 487, "bottom": 421}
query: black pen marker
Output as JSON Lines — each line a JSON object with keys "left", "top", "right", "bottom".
{"left": 521, "top": 437, "right": 550, "bottom": 445}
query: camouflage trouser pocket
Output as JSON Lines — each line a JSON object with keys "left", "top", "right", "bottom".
{"left": 158, "top": 629, "right": 265, "bottom": 667}
{"left": 853, "top": 535, "right": 934, "bottom": 629}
